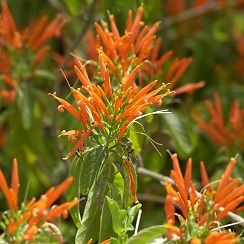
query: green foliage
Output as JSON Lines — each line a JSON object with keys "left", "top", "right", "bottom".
{"left": 102, "top": 0, "right": 136, "bottom": 33}
{"left": 106, "top": 196, "right": 141, "bottom": 239}
{"left": 1, "top": 0, "right": 244, "bottom": 243}
{"left": 162, "top": 110, "right": 197, "bottom": 158}
{"left": 62, "top": 0, "right": 83, "bottom": 16}
{"left": 16, "top": 85, "right": 34, "bottom": 130}
{"left": 75, "top": 182, "right": 102, "bottom": 244}
{"left": 67, "top": 145, "right": 109, "bottom": 228}
{"left": 127, "top": 225, "right": 167, "bottom": 244}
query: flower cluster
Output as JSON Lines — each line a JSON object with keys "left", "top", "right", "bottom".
{"left": 86, "top": 6, "right": 204, "bottom": 95}
{"left": 194, "top": 93, "right": 244, "bottom": 151}
{"left": 49, "top": 6, "right": 209, "bottom": 160}
{"left": 0, "top": 0, "right": 67, "bottom": 102}
{"left": 164, "top": 153, "right": 243, "bottom": 243}
{"left": 0, "top": 158, "right": 78, "bottom": 243}
{"left": 50, "top": 52, "right": 171, "bottom": 159}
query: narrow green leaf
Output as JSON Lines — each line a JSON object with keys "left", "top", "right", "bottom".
{"left": 145, "top": 106, "right": 154, "bottom": 123}
{"left": 126, "top": 204, "right": 142, "bottom": 232}
{"left": 99, "top": 162, "right": 125, "bottom": 242}
{"left": 67, "top": 156, "right": 83, "bottom": 228}
{"left": 127, "top": 225, "right": 167, "bottom": 244}
{"left": 129, "top": 124, "right": 143, "bottom": 155}
{"left": 99, "top": 163, "right": 119, "bottom": 242}
{"left": 0, "top": 110, "right": 9, "bottom": 127}
{"left": 106, "top": 196, "right": 127, "bottom": 235}
{"left": 80, "top": 145, "right": 108, "bottom": 195}
{"left": 110, "top": 167, "right": 124, "bottom": 204}
{"left": 35, "top": 69, "right": 56, "bottom": 81}
{"left": 99, "top": 195, "right": 114, "bottom": 242}
{"left": 17, "top": 85, "right": 34, "bottom": 130}
{"left": 162, "top": 112, "right": 197, "bottom": 158}
{"left": 76, "top": 161, "right": 115, "bottom": 244}
{"left": 75, "top": 183, "right": 102, "bottom": 244}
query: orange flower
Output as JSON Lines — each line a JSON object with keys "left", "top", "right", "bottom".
{"left": 205, "top": 230, "right": 240, "bottom": 244}
{"left": 125, "top": 158, "right": 139, "bottom": 204}
{"left": 50, "top": 52, "right": 170, "bottom": 159}
{"left": 194, "top": 93, "right": 244, "bottom": 150}
{"left": 166, "top": 0, "right": 185, "bottom": 15}
{"left": 94, "top": 6, "right": 159, "bottom": 76}
{"left": 90, "top": 6, "right": 200, "bottom": 95}
{"left": 0, "top": 158, "right": 78, "bottom": 242}
{"left": 165, "top": 224, "right": 239, "bottom": 243}
{"left": 0, "top": 0, "right": 67, "bottom": 102}
{"left": 205, "top": 231, "right": 240, "bottom": 244}
{"left": 88, "top": 238, "right": 111, "bottom": 244}
{"left": 164, "top": 153, "right": 243, "bottom": 242}
{"left": 0, "top": 1, "right": 67, "bottom": 50}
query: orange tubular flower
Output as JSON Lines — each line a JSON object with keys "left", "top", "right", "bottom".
{"left": 0, "top": 0, "right": 67, "bottom": 102}
{"left": 0, "top": 0, "right": 67, "bottom": 51}
{"left": 50, "top": 52, "right": 171, "bottom": 159}
{"left": 0, "top": 158, "right": 78, "bottom": 243}
{"left": 205, "top": 230, "right": 240, "bottom": 244}
{"left": 0, "top": 158, "right": 19, "bottom": 210}
{"left": 125, "top": 158, "right": 139, "bottom": 204}
{"left": 194, "top": 93, "right": 244, "bottom": 150}
{"left": 166, "top": 0, "right": 185, "bottom": 15}
{"left": 164, "top": 153, "right": 243, "bottom": 242}
{"left": 89, "top": 6, "right": 203, "bottom": 95}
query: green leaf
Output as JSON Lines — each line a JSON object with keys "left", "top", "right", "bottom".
{"left": 67, "top": 146, "right": 108, "bottom": 228}
{"left": 63, "top": 0, "right": 83, "bottom": 15}
{"left": 144, "top": 106, "right": 154, "bottom": 123}
{"left": 80, "top": 145, "right": 108, "bottom": 195}
{"left": 212, "top": 18, "right": 229, "bottom": 42}
{"left": 129, "top": 124, "right": 143, "bottom": 155}
{"left": 99, "top": 163, "right": 123, "bottom": 242}
{"left": 17, "top": 85, "right": 34, "bottom": 130}
{"left": 106, "top": 196, "right": 127, "bottom": 235}
{"left": 67, "top": 156, "right": 83, "bottom": 228}
{"left": 162, "top": 111, "right": 197, "bottom": 158}
{"left": 127, "top": 225, "right": 167, "bottom": 244}
{"left": 35, "top": 69, "right": 56, "bottom": 81}
{"left": 126, "top": 204, "right": 142, "bottom": 232}
{"left": 110, "top": 237, "right": 121, "bottom": 244}
{"left": 75, "top": 183, "right": 102, "bottom": 244}
{"left": 99, "top": 194, "right": 114, "bottom": 242}
{"left": 76, "top": 161, "right": 117, "bottom": 244}
{"left": 111, "top": 166, "right": 124, "bottom": 204}
{"left": 0, "top": 109, "right": 9, "bottom": 127}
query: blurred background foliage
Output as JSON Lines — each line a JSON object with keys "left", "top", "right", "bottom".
{"left": 1, "top": 0, "right": 244, "bottom": 242}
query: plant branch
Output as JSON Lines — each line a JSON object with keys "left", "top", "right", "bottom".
{"left": 137, "top": 193, "right": 165, "bottom": 204}
{"left": 137, "top": 166, "right": 174, "bottom": 185}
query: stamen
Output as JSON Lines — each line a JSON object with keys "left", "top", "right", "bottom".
{"left": 60, "top": 69, "right": 71, "bottom": 89}
{"left": 85, "top": 105, "right": 95, "bottom": 125}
